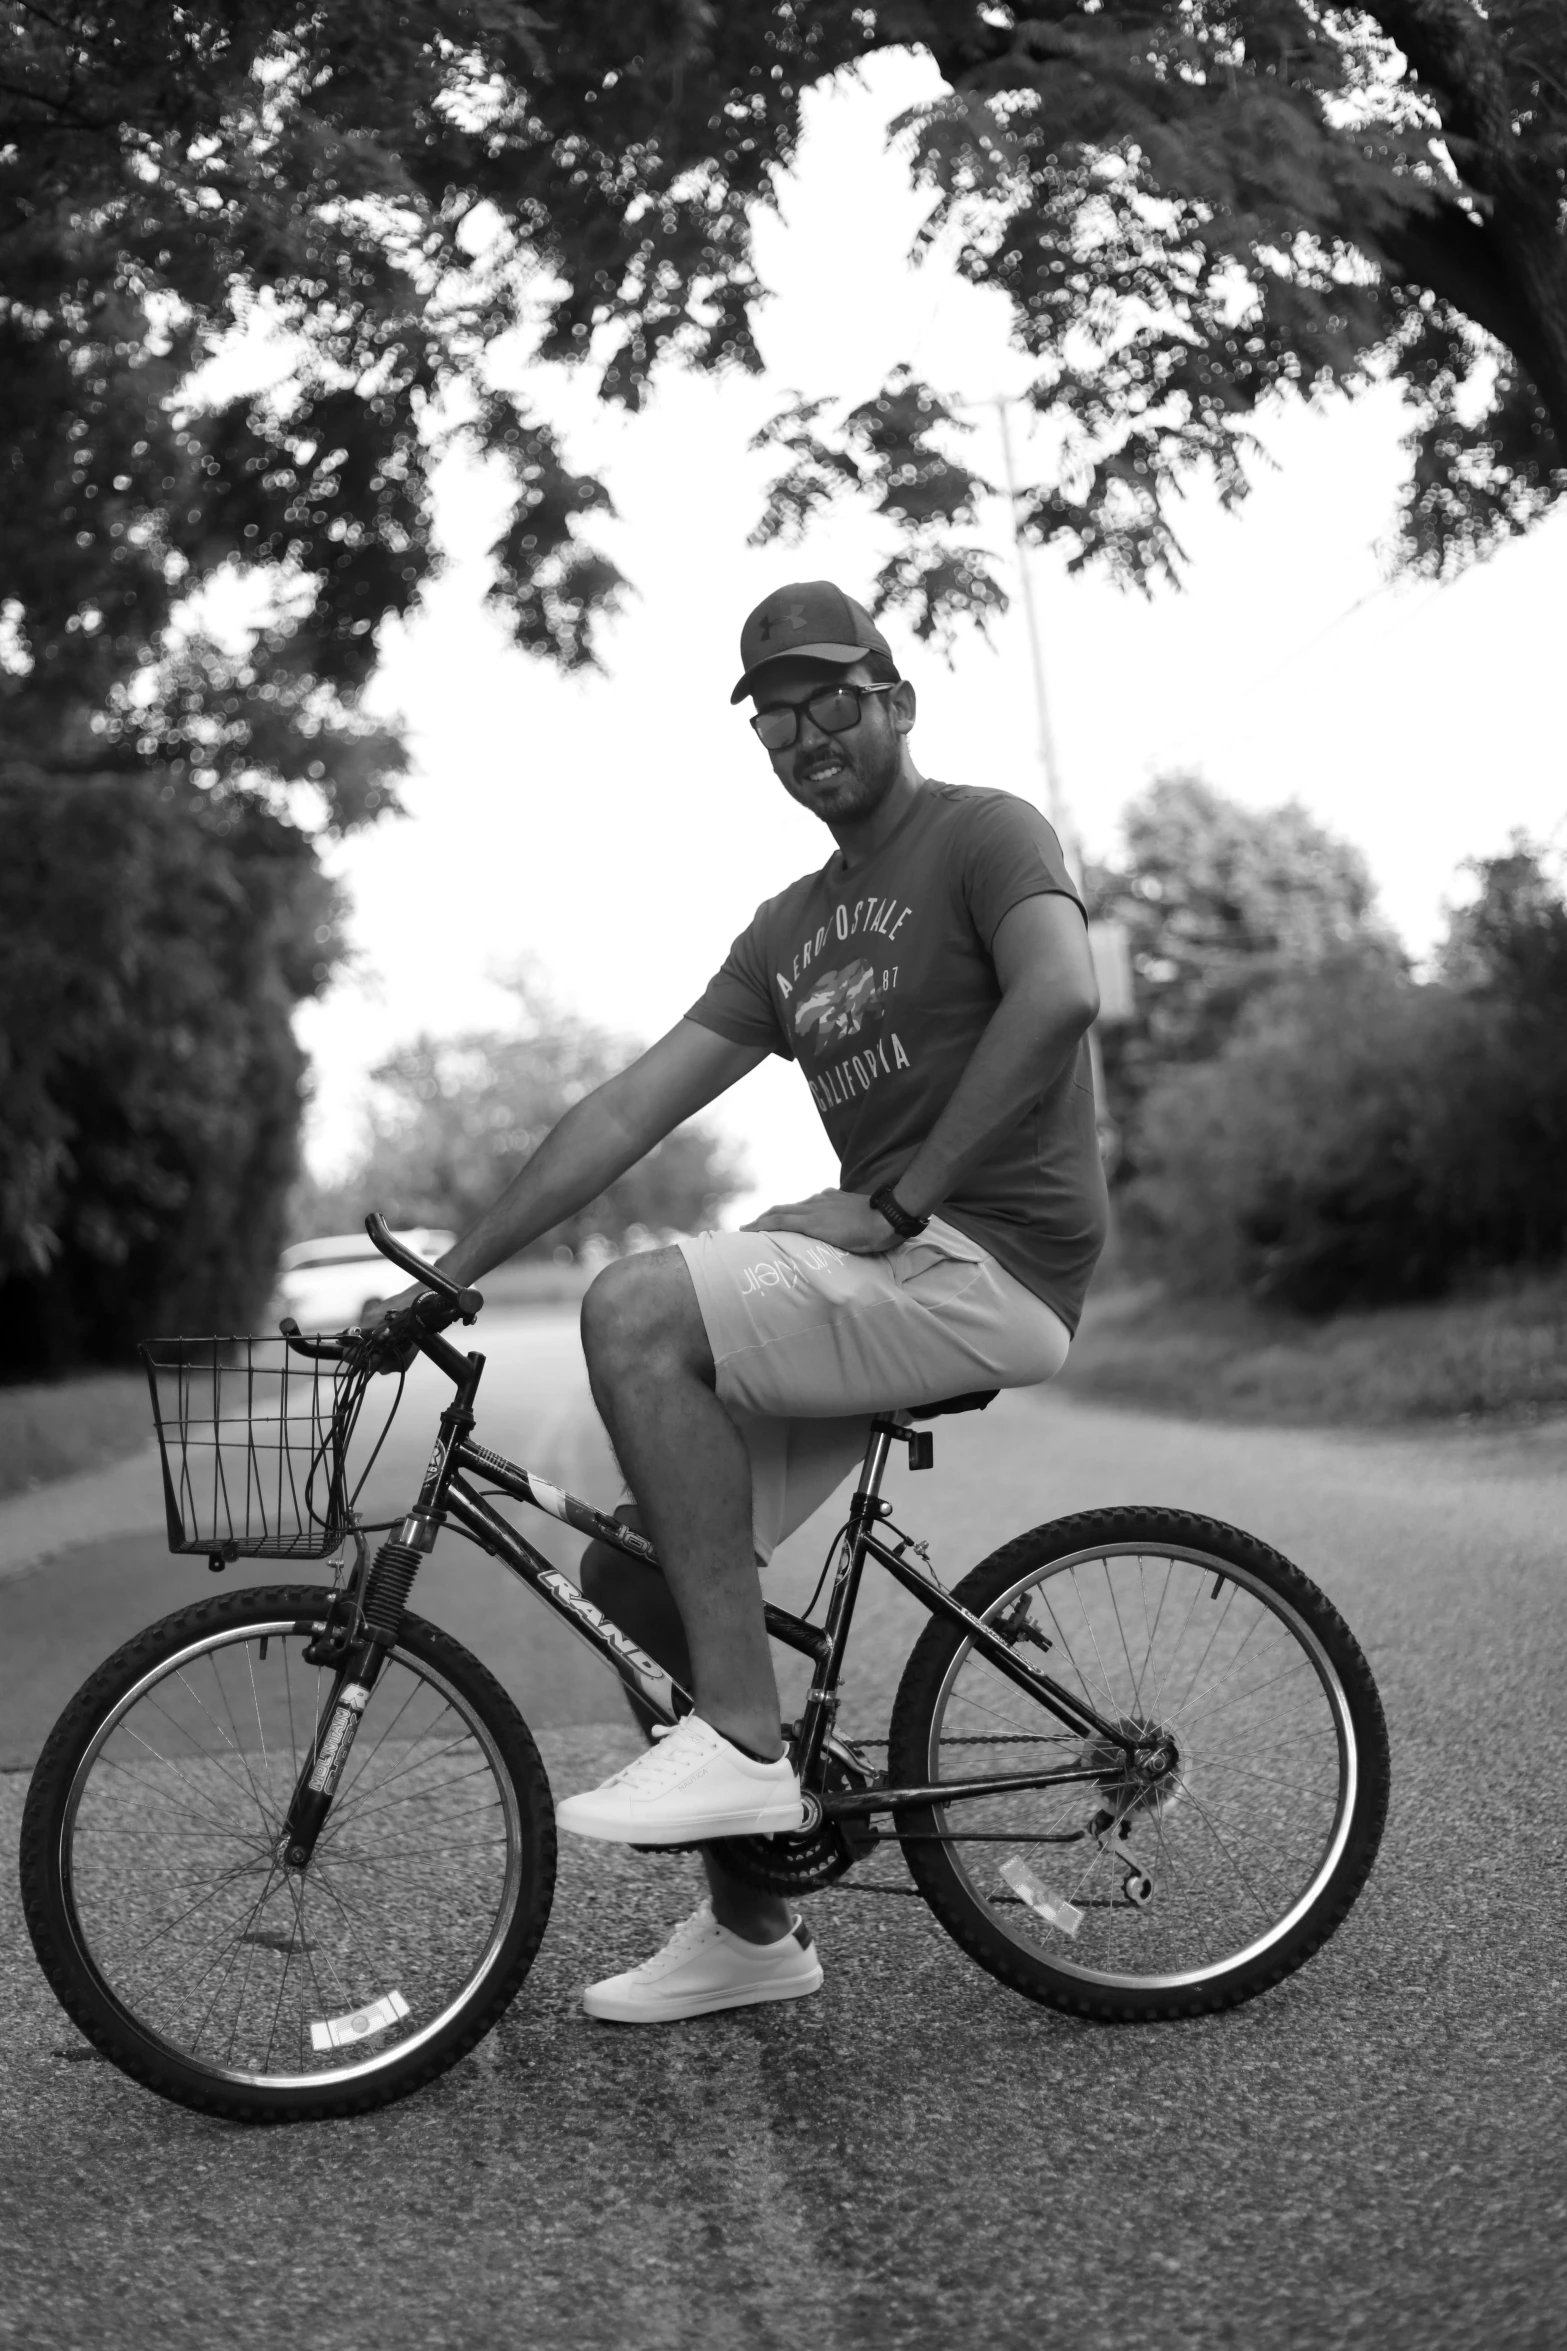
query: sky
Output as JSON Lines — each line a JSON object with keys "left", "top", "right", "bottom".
{"left": 291, "top": 49, "right": 1567, "bottom": 1225}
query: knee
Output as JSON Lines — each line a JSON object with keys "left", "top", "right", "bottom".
{"left": 580, "top": 1249, "right": 699, "bottom": 1383}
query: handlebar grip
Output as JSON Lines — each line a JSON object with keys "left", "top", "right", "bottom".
{"left": 364, "top": 1213, "right": 483, "bottom": 1325}
{"left": 280, "top": 1318, "right": 350, "bottom": 1361}
{"left": 412, "top": 1287, "right": 483, "bottom": 1332}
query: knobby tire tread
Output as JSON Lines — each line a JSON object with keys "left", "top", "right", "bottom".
{"left": 888, "top": 1506, "right": 1390, "bottom": 2023}
{"left": 19, "top": 1584, "right": 557, "bottom": 2122}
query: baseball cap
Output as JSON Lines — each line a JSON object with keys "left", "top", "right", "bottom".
{"left": 730, "top": 581, "right": 894, "bottom": 704}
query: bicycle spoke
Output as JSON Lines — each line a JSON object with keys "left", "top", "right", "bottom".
{"left": 60, "top": 1615, "right": 527, "bottom": 2092}
{"left": 915, "top": 1541, "right": 1358, "bottom": 1993}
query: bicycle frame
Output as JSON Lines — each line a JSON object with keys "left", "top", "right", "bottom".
{"left": 358, "top": 1328, "right": 1139, "bottom": 1830}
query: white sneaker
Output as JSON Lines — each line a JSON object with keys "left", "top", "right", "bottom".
{"left": 582, "top": 1900, "right": 824, "bottom": 2024}
{"left": 555, "top": 1715, "right": 806, "bottom": 1845}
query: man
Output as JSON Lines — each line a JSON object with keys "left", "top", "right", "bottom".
{"left": 377, "top": 580, "right": 1107, "bottom": 2024}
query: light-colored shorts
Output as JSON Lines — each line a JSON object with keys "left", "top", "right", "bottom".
{"left": 674, "top": 1217, "right": 1071, "bottom": 1564}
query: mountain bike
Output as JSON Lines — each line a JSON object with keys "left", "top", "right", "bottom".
{"left": 20, "top": 1218, "right": 1390, "bottom": 2122}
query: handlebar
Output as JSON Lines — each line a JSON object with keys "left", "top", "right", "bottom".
{"left": 363, "top": 1214, "right": 484, "bottom": 1322}
{"left": 278, "top": 1215, "right": 485, "bottom": 1370}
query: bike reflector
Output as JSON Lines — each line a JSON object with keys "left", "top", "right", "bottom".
{"left": 999, "top": 1857, "right": 1083, "bottom": 1938}
{"left": 310, "top": 1990, "right": 410, "bottom": 2052}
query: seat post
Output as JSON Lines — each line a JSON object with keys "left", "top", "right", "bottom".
{"left": 852, "top": 1420, "right": 899, "bottom": 1520}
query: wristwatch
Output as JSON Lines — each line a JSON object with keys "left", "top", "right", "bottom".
{"left": 869, "top": 1184, "right": 929, "bottom": 1242}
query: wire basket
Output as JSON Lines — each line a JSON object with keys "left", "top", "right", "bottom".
{"left": 140, "top": 1336, "right": 376, "bottom": 1562}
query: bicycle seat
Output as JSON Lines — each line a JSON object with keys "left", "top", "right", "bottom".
{"left": 904, "top": 1390, "right": 998, "bottom": 1420}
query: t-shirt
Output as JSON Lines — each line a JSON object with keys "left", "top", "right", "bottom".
{"left": 685, "top": 781, "right": 1108, "bottom": 1332}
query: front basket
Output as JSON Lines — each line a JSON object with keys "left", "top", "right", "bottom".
{"left": 140, "top": 1336, "right": 372, "bottom": 1562}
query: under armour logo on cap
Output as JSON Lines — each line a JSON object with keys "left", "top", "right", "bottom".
{"left": 731, "top": 581, "right": 894, "bottom": 703}
{"left": 757, "top": 598, "right": 811, "bottom": 644}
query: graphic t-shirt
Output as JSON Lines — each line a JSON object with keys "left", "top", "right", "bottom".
{"left": 685, "top": 782, "right": 1108, "bottom": 1332}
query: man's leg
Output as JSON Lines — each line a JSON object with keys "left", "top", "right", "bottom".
{"left": 578, "top": 1248, "right": 792, "bottom": 1943}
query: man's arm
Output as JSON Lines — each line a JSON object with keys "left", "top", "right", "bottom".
{"left": 393, "top": 1021, "right": 767, "bottom": 1297}
{"left": 745, "top": 892, "right": 1098, "bottom": 1250}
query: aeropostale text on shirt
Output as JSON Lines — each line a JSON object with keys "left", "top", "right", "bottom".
{"left": 776, "top": 894, "right": 913, "bottom": 998}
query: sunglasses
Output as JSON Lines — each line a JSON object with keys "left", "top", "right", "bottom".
{"left": 749, "top": 681, "right": 895, "bottom": 752}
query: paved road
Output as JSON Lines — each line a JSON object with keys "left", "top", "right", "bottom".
{"left": 2, "top": 1311, "right": 1563, "bottom": 2349}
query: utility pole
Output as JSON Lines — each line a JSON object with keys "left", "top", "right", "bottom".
{"left": 994, "top": 398, "right": 1072, "bottom": 855}
{"left": 991, "top": 396, "right": 1122, "bottom": 1169}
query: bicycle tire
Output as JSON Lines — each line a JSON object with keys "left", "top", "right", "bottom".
{"left": 20, "top": 1584, "right": 556, "bottom": 2121}
{"left": 888, "top": 1507, "right": 1389, "bottom": 2022}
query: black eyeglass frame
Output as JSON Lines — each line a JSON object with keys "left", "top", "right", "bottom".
{"left": 748, "top": 680, "right": 896, "bottom": 751}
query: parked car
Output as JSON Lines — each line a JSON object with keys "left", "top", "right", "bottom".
{"left": 268, "top": 1229, "right": 456, "bottom": 1334}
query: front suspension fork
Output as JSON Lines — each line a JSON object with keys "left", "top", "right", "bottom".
{"left": 282, "top": 1637, "right": 389, "bottom": 1868}
{"left": 281, "top": 1506, "right": 446, "bottom": 1868}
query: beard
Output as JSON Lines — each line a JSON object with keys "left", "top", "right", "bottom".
{"left": 782, "top": 729, "right": 901, "bottom": 824}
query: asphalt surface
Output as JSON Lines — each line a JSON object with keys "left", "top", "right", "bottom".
{"left": 2, "top": 1308, "right": 1563, "bottom": 2349}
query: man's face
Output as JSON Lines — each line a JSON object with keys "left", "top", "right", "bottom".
{"left": 752, "top": 658, "right": 907, "bottom": 826}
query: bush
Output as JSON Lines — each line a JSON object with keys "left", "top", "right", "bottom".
{"left": 1123, "top": 842, "right": 1567, "bottom": 1315}
{"left": 1125, "top": 953, "right": 1559, "bottom": 1312}
{"left": 0, "top": 764, "right": 339, "bottom": 1372}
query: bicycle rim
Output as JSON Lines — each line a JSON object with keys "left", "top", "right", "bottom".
{"left": 56, "top": 1617, "right": 526, "bottom": 2093}
{"left": 916, "top": 1542, "right": 1358, "bottom": 1994}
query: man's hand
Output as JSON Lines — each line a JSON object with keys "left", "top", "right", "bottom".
{"left": 355, "top": 1283, "right": 424, "bottom": 1334}
{"left": 742, "top": 1188, "right": 898, "bottom": 1254}
{"left": 340, "top": 1282, "right": 431, "bottom": 1374}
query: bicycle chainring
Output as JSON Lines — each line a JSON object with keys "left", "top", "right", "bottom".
{"left": 709, "top": 1753, "right": 871, "bottom": 1895}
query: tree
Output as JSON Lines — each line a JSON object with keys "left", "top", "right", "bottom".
{"left": 6, "top": 3, "right": 1565, "bottom": 696}
{"left": 0, "top": 762, "right": 339, "bottom": 1372}
{"left": 322, "top": 968, "right": 742, "bottom": 1256}
{"left": 1084, "top": 772, "right": 1392, "bottom": 1150}
{"left": 1124, "top": 843, "right": 1567, "bottom": 1310}
{"left": 753, "top": 1, "right": 1567, "bottom": 611}
{"left": 7, "top": 3, "right": 1562, "bottom": 1356}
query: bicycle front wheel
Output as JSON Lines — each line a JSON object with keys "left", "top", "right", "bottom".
{"left": 20, "top": 1585, "right": 556, "bottom": 2120}
{"left": 888, "top": 1508, "right": 1388, "bottom": 2021}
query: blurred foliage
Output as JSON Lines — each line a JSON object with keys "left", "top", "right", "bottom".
{"left": 6, "top": 2, "right": 1564, "bottom": 1359}
{"left": 1085, "top": 773, "right": 1393, "bottom": 1169}
{"left": 1122, "top": 841, "right": 1567, "bottom": 1312}
{"left": 6, "top": 3, "right": 1564, "bottom": 684}
{"left": 751, "top": 370, "right": 1012, "bottom": 651}
{"left": 0, "top": 761, "right": 340, "bottom": 1372}
{"left": 311, "top": 968, "right": 743, "bottom": 1257}
{"left": 756, "top": 2, "right": 1567, "bottom": 614}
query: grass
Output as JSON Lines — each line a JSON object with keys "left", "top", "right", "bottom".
{"left": 1058, "top": 1267, "right": 1567, "bottom": 1429}
{"left": 9, "top": 1257, "right": 1560, "bottom": 1505}
{"left": 0, "top": 1369, "right": 153, "bottom": 1503}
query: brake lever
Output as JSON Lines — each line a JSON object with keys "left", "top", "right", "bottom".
{"left": 352, "top": 1305, "right": 424, "bottom": 1377}
{"left": 364, "top": 1214, "right": 484, "bottom": 1322}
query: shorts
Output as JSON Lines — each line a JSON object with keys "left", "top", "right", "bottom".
{"left": 674, "top": 1217, "right": 1071, "bottom": 1564}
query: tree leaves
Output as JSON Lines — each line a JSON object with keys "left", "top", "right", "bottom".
{"left": 321, "top": 964, "right": 743, "bottom": 1251}
{"left": 775, "top": 2, "right": 1567, "bottom": 619}
{"left": 0, "top": 762, "right": 340, "bottom": 1369}
{"left": 751, "top": 369, "right": 1010, "bottom": 647}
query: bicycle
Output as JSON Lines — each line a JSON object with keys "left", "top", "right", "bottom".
{"left": 20, "top": 1218, "right": 1390, "bottom": 2122}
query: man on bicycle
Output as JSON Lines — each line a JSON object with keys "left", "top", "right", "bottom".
{"left": 378, "top": 579, "right": 1106, "bottom": 2023}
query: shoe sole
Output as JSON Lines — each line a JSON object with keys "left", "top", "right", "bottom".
{"left": 582, "top": 1966, "right": 825, "bottom": 2024}
{"left": 556, "top": 1799, "right": 807, "bottom": 1845}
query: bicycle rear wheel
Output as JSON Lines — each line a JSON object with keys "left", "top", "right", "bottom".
{"left": 20, "top": 1585, "right": 556, "bottom": 2119}
{"left": 888, "top": 1508, "right": 1388, "bottom": 2021}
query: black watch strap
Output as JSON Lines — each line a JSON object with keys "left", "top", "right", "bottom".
{"left": 870, "top": 1184, "right": 929, "bottom": 1242}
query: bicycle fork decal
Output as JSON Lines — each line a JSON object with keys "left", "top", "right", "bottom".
{"left": 308, "top": 1681, "right": 372, "bottom": 1794}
